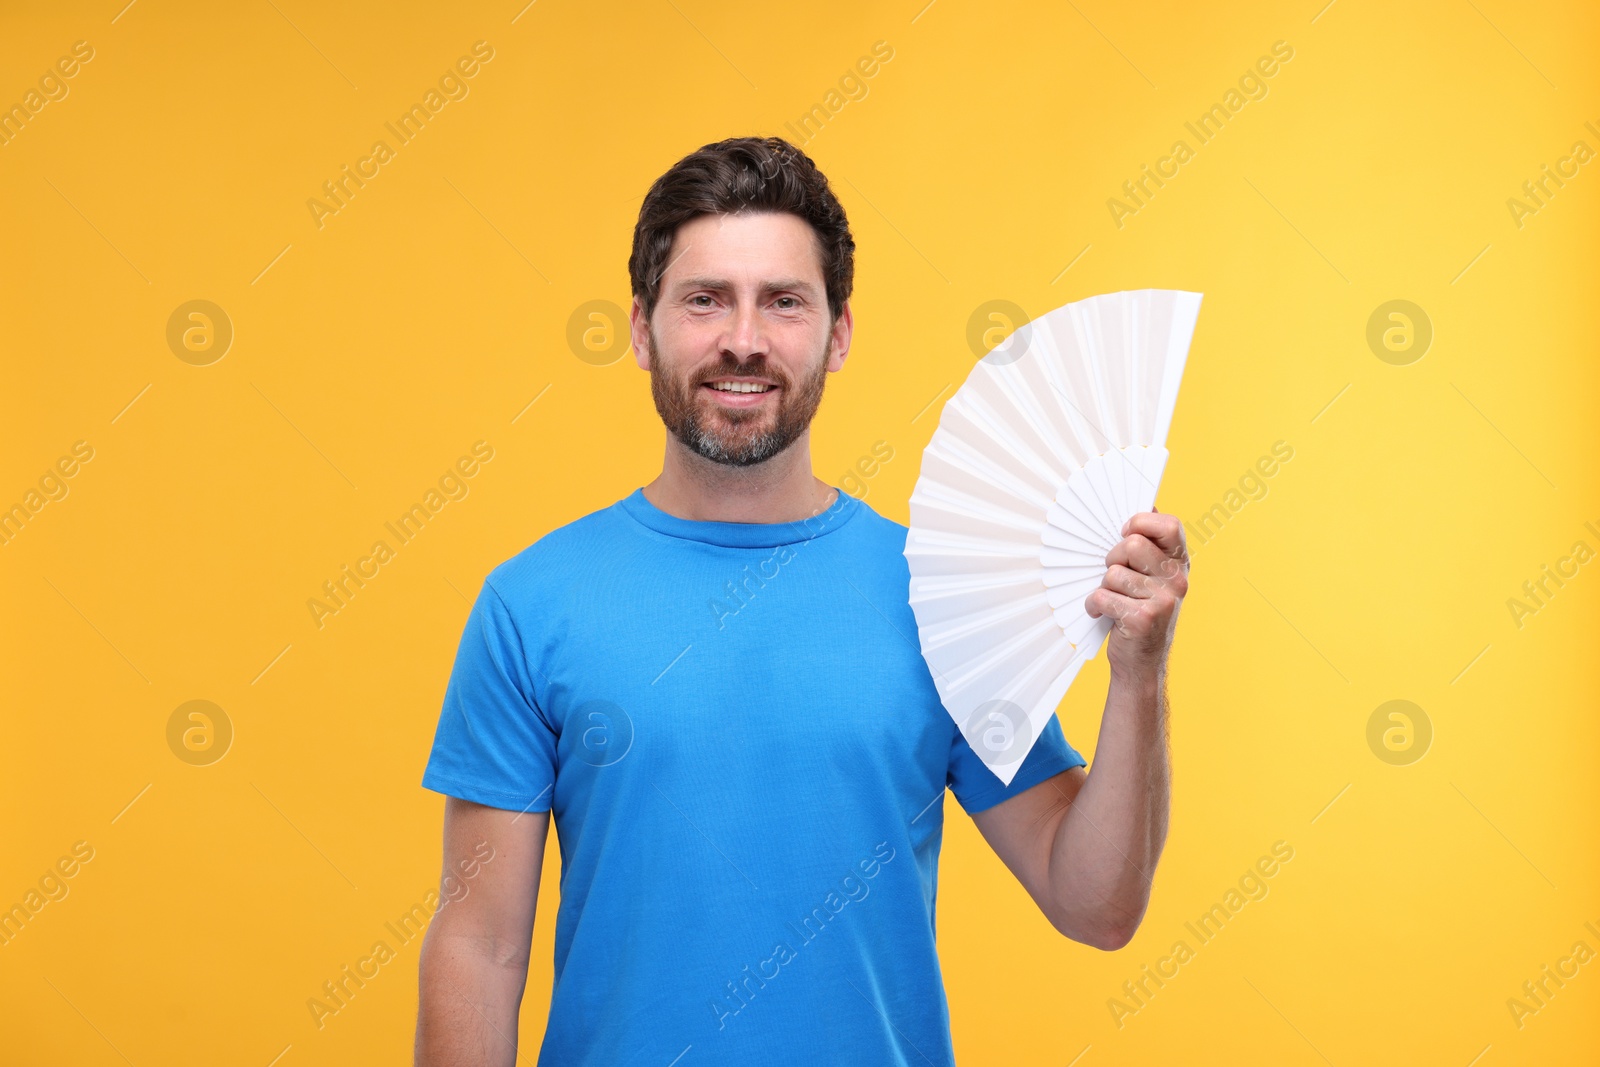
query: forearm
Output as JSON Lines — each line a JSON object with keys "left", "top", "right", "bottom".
{"left": 1047, "top": 665, "right": 1170, "bottom": 948}
{"left": 415, "top": 930, "right": 528, "bottom": 1067}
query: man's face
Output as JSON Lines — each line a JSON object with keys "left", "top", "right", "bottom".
{"left": 632, "top": 211, "right": 851, "bottom": 467}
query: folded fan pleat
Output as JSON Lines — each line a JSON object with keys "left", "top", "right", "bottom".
{"left": 903, "top": 289, "right": 1202, "bottom": 785}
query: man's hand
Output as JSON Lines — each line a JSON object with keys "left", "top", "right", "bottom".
{"left": 1085, "top": 508, "right": 1189, "bottom": 680}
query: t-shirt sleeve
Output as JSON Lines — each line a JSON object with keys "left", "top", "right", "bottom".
{"left": 420, "top": 577, "right": 557, "bottom": 813}
{"left": 947, "top": 711, "right": 1088, "bottom": 815}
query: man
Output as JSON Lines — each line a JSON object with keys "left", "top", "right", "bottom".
{"left": 414, "top": 136, "right": 1186, "bottom": 1065}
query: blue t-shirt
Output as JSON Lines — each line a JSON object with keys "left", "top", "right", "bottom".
{"left": 420, "top": 485, "right": 1087, "bottom": 1065}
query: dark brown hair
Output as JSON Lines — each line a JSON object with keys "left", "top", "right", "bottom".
{"left": 628, "top": 136, "right": 855, "bottom": 324}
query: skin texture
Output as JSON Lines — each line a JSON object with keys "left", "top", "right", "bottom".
{"left": 414, "top": 800, "right": 548, "bottom": 1066}
{"left": 414, "top": 208, "right": 1185, "bottom": 1063}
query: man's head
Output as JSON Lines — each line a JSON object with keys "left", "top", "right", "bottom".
{"left": 628, "top": 137, "right": 855, "bottom": 467}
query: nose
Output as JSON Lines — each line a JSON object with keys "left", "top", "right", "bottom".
{"left": 721, "top": 298, "right": 768, "bottom": 360}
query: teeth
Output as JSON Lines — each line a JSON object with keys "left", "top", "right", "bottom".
{"left": 708, "top": 381, "right": 774, "bottom": 393}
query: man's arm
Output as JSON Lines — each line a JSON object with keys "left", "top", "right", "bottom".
{"left": 970, "top": 509, "right": 1185, "bottom": 950}
{"left": 415, "top": 797, "right": 550, "bottom": 1066}
{"left": 972, "top": 674, "right": 1169, "bottom": 949}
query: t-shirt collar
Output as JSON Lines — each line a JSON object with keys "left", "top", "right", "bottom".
{"left": 618, "top": 485, "right": 861, "bottom": 548}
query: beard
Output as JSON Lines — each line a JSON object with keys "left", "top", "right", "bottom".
{"left": 647, "top": 324, "right": 831, "bottom": 467}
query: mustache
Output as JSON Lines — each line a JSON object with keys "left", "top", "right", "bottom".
{"left": 691, "top": 357, "right": 789, "bottom": 388}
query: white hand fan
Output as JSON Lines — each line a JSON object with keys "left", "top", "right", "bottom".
{"left": 904, "top": 288, "right": 1202, "bottom": 785}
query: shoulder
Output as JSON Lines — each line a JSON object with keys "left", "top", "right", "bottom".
{"left": 842, "top": 494, "right": 911, "bottom": 557}
{"left": 482, "top": 493, "right": 635, "bottom": 608}
{"left": 830, "top": 495, "right": 919, "bottom": 607}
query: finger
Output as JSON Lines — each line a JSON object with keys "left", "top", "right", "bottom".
{"left": 1085, "top": 584, "right": 1167, "bottom": 627}
{"left": 1083, "top": 585, "right": 1135, "bottom": 621}
{"left": 1100, "top": 563, "right": 1156, "bottom": 600}
{"left": 1121, "top": 510, "right": 1187, "bottom": 560}
{"left": 1105, "top": 534, "right": 1173, "bottom": 577}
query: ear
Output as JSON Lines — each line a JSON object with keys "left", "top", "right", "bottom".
{"left": 630, "top": 297, "right": 651, "bottom": 371}
{"left": 827, "top": 300, "right": 854, "bottom": 372}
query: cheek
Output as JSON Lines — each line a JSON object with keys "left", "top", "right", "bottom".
{"left": 775, "top": 325, "right": 829, "bottom": 367}
{"left": 662, "top": 319, "right": 724, "bottom": 362}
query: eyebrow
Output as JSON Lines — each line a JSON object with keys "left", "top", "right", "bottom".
{"left": 671, "top": 275, "right": 820, "bottom": 297}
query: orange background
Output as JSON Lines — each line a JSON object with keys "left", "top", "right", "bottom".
{"left": 2, "top": 1, "right": 1596, "bottom": 1064}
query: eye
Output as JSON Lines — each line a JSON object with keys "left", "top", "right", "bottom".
{"left": 774, "top": 296, "right": 798, "bottom": 309}
{"left": 690, "top": 295, "right": 715, "bottom": 307}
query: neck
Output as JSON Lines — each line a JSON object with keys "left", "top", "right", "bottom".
{"left": 642, "top": 431, "right": 839, "bottom": 523}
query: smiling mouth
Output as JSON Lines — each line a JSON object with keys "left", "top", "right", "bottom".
{"left": 700, "top": 381, "right": 779, "bottom": 407}
{"left": 703, "top": 381, "right": 777, "bottom": 394}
